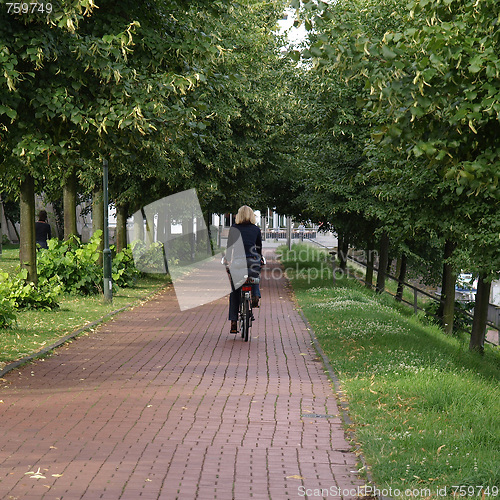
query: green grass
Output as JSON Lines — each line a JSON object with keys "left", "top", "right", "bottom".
{"left": 0, "top": 244, "right": 21, "bottom": 276}
{"left": 0, "top": 245, "right": 169, "bottom": 368}
{"left": 279, "top": 243, "right": 500, "bottom": 497}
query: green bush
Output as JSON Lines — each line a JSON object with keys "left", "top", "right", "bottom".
{"left": 0, "top": 235, "right": 141, "bottom": 328}
{"left": 0, "top": 293, "right": 17, "bottom": 328}
{"left": 0, "top": 270, "right": 60, "bottom": 313}
{"left": 37, "top": 232, "right": 102, "bottom": 295}
{"left": 423, "top": 299, "right": 475, "bottom": 334}
{"left": 37, "top": 231, "right": 141, "bottom": 295}
{"left": 111, "top": 245, "right": 141, "bottom": 288}
{"left": 130, "top": 240, "right": 167, "bottom": 273}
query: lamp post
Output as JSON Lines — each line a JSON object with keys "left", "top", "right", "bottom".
{"left": 0, "top": 193, "right": 3, "bottom": 256}
{"left": 103, "top": 158, "right": 112, "bottom": 302}
{"left": 286, "top": 216, "right": 292, "bottom": 251}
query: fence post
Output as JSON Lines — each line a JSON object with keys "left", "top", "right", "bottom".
{"left": 414, "top": 288, "right": 418, "bottom": 314}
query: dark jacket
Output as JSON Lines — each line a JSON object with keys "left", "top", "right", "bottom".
{"left": 226, "top": 222, "right": 262, "bottom": 278}
{"left": 35, "top": 221, "right": 51, "bottom": 248}
{"left": 227, "top": 222, "right": 262, "bottom": 259}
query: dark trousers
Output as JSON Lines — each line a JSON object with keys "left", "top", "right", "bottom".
{"left": 228, "top": 284, "right": 261, "bottom": 321}
{"left": 229, "top": 288, "right": 241, "bottom": 321}
{"left": 228, "top": 259, "right": 261, "bottom": 320}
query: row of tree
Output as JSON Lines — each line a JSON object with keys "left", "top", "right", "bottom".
{"left": 2, "top": 0, "right": 498, "bottom": 352}
{"left": 281, "top": 0, "right": 499, "bottom": 352}
{"left": 0, "top": 0, "right": 298, "bottom": 281}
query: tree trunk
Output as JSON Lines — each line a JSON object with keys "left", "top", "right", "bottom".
{"left": 375, "top": 231, "right": 389, "bottom": 294}
{"left": 206, "top": 211, "right": 213, "bottom": 254}
{"left": 115, "top": 204, "right": 128, "bottom": 253}
{"left": 439, "top": 240, "right": 456, "bottom": 335}
{"left": 0, "top": 196, "right": 3, "bottom": 255}
{"left": 337, "top": 234, "right": 344, "bottom": 270}
{"left": 156, "top": 209, "right": 166, "bottom": 244}
{"left": 182, "top": 215, "right": 195, "bottom": 261}
{"left": 342, "top": 238, "right": 349, "bottom": 271}
{"left": 51, "top": 199, "right": 64, "bottom": 239}
{"left": 365, "top": 245, "right": 375, "bottom": 290}
{"left": 396, "top": 253, "right": 407, "bottom": 302}
{"left": 63, "top": 169, "right": 78, "bottom": 240}
{"left": 338, "top": 234, "right": 348, "bottom": 271}
{"left": 469, "top": 274, "right": 491, "bottom": 354}
{"left": 92, "top": 186, "right": 104, "bottom": 266}
{"left": 196, "top": 216, "right": 206, "bottom": 253}
{"left": 20, "top": 174, "right": 37, "bottom": 285}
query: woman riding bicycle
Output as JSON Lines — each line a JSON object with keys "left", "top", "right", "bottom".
{"left": 226, "top": 205, "right": 262, "bottom": 333}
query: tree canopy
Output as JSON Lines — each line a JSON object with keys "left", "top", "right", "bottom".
{"left": 1, "top": 0, "right": 499, "bottom": 350}
{"left": 289, "top": 0, "right": 499, "bottom": 351}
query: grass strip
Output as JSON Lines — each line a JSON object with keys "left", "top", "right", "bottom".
{"left": 280, "top": 243, "right": 500, "bottom": 498}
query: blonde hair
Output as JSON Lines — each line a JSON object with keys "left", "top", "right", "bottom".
{"left": 235, "top": 205, "right": 256, "bottom": 224}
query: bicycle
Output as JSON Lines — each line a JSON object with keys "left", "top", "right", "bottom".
{"left": 238, "top": 276, "right": 259, "bottom": 341}
{"left": 222, "top": 256, "right": 264, "bottom": 342}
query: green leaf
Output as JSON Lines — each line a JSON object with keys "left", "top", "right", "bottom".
{"left": 381, "top": 45, "right": 397, "bottom": 60}
{"left": 0, "top": 106, "right": 17, "bottom": 120}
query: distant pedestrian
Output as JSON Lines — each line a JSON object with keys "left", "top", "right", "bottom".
{"left": 35, "top": 209, "right": 52, "bottom": 249}
{"left": 298, "top": 223, "right": 305, "bottom": 241}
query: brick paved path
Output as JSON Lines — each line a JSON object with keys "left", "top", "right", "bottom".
{"left": 0, "top": 251, "right": 365, "bottom": 500}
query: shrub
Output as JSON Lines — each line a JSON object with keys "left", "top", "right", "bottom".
{"left": 130, "top": 240, "right": 167, "bottom": 274}
{"left": 37, "top": 232, "right": 102, "bottom": 295}
{"left": 0, "top": 270, "right": 60, "bottom": 312}
{"left": 424, "top": 299, "right": 475, "bottom": 334}
{"left": 111, "top": 245, "right": 141, "bottom": 288}
{"left": 0, "top": 294, "right": 17, "bottom": 328}
{"left": 37, "top": 231, "right": 141, "bottom": 295}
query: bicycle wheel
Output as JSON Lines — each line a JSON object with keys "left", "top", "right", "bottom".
{"left": 243, "top": 297, "right": 250, "bottom": 342}
{"left": 240, "top": 313, "right": 245, "bottom": 339}
{"left": 239, "top": 296, "right": 246, "bottom": 339}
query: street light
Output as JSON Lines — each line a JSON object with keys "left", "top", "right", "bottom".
{"left": 0, "top": 193, "right": 3, "bottom": 256}
{"left": 103, "top": 158, "right": 112, "bottom": 302}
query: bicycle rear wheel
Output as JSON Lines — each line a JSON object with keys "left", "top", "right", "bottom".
{"left": 239, "top": 314, "right": 245, "bottom": 339}
{"left": 242, "top": 297, "right": 250, "bottom": 342}
{"left": 239, "top": 301, "right": 245, "bottom": 339}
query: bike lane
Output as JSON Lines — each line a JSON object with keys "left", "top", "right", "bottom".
{"left": 0, "top": 249, "right": 366, "bottom": 499}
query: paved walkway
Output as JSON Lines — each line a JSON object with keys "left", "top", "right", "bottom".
{"left": 0, "top": 251, "right": 365, "bottom": 499}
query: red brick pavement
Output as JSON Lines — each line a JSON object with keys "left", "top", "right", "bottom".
{"left": 0, "top": 251, "right": 366, "bottom": 500}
